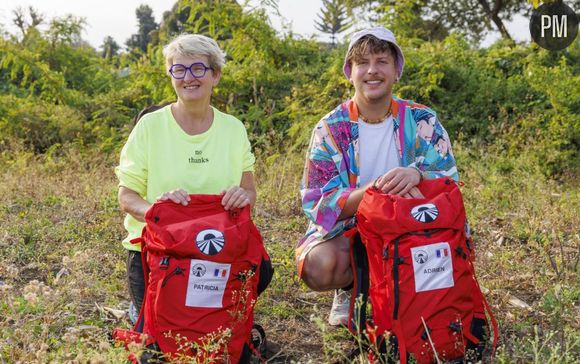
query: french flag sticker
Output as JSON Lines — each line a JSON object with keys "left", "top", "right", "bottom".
{"left": 436, "top": 248, "right": 449, "bottom": 258}
{"left": 214, "top": 268, "right": 228, "bottom": 278}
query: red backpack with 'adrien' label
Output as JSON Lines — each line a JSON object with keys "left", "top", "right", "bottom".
{"left": 113, "top": 194, "right": 271, "bottom": 363}
{"left": 349, "top": 178, "right": 498, "bottom": 364}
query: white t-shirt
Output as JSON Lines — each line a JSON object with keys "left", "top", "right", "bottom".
{"left": 358, "top": 116, "right": 400, "bottom": 185}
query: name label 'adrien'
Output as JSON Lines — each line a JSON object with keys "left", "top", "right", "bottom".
{"left": 411, "top": 242, "right": 454, "bottom": 292}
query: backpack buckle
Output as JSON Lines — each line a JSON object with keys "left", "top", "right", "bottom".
{"left": 466, "top": 237, "right": 473, "bottom": 252}
{"left": 421, "top": 326, "right": 432, "bottom": 341}
{"left": 455, "top": 246, "right": 468, "bottom": 260}
{"left": 449, "top": 320, "right": 462, "bottom": 332}
{"left": 159, "top": 257, "right": 170, "bottom": 269}
{"left": 382, "top": 247, "right": 389, "bottom": 260}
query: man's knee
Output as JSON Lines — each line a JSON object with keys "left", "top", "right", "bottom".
{"left": 302, "top": 250, "right": 336, "bottom": 291}
{"left": 300, "top": 234, "right": 353, "bottom": 291}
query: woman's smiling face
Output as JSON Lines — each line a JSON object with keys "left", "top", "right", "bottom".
{"left": 168, "top": 55, "right": 220, "bottom": 103}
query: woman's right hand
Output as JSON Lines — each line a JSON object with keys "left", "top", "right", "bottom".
{"left": 118, "top": 186, "right": 152, "bottom": 223}
{"left": 157, "top": 188, "right": 190, "bottom": 206}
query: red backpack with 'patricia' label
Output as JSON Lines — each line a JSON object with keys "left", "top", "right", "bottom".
{"left": 113, "top": 195, "right": 271, "bottom": 363}
{"left": 349, "top": 178, "right": 498, "bottom": 364}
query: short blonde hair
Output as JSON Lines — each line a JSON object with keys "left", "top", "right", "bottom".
{"left": 162, "top": 34, "right": 226, "bottom": 72}
{"left": 345, "top": 36, "right": 398, "bottom": 72}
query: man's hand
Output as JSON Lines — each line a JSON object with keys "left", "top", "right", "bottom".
{"left": 375, "top": 167, "right": 421, "bottom": 196}
{"left": 402, "top": 186, "right": 425, "bottom": 199}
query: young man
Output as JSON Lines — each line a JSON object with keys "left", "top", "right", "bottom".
{"left": 296, "top": 27, "right": 459, "bottom": 325}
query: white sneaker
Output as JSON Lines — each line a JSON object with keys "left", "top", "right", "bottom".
{"left": 128, "top": 302, "right": 138, "bottom": 325}
{"left": 328, "top": 289, "right": 351, "bottom": 326}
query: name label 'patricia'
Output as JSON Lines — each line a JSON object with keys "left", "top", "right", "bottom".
{"left": 192, "top": 283, "right": 219, "bottom": 291}
{"left": 185, "top": 259, "right": 230, "bottom": 308}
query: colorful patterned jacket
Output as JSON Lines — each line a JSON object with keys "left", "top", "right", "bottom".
{"left": 296, "top": 97, "right": 458, "bottom": 263}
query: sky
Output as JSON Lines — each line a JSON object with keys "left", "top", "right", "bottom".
{"left": 0, "top": 0, "right": 531, "bottom": 49}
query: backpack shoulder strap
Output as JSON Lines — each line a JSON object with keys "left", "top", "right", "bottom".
{"left": 397, "top": 99, "right": 408, "bottom": 162}
{"left": 348, "top": 233, "right": 369, "bottom": 335}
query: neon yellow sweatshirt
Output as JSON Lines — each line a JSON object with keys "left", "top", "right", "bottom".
{"left": 115, "top": 105, "right": 255, "bottom": 250}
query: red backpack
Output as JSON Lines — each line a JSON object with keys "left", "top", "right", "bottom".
{"left": 349, "top": 178, "right": 498, "bottom": 364}
{"left": 114, "top": 195, "right": 270, "bottom": 363}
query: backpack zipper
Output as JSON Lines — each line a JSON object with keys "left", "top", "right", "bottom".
{"left": 161, "top": 266, "right": 184, "bottom": 287}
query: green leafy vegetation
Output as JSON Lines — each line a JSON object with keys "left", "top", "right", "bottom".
{"left": 0, "top": 1, "right": 577, "bottom": 362}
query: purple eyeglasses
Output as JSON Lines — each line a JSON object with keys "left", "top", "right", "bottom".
{"left": 169, "top": 62, "right": 213, "bottom": 79}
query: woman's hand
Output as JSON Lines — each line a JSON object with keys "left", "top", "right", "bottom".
{"left": 375, "top": 167, "right": 421, "bottom": 196}
{"left": 157, "top": 188, "right": 190, "bottom": 206}
{"left": 221, "top": 186, "right": 252, "bottom": 210}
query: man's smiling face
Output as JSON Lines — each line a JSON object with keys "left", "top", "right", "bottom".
{"left": 350, "top": 48, "right": 397, "bottom": 105}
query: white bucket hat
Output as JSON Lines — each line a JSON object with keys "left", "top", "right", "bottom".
{"left": 343, "top": 26, "right": 405, "bottom": 80}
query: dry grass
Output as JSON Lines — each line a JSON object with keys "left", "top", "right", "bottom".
{"left": 0, "top": 139, "right": 577, "bottom": 363}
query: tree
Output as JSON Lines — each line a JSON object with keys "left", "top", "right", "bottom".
{"left": 158, "top": 2, "right": 191, "bottom": 42}
{"left": 345, "top": 0, "right": 531, "bottom": 42}
{"left": 314, "top": 0, "right": 352, "bottom": 45}
{"left": 46, "top": 15, "right": 86, "bottom": 47}
{"left": 126, "top": 4, "right": 159, "bottom": 52}
{"left": 428, "top": 0, "right": 528, "bottom": 41}
{"left": 100, "top": 36, "right": 120, "bottom": 59}
{"left": 158, "top": 0, "right": 242, "bottom": 41}
{"left": 12, "top": 6, "right": 44, "bottom": 40}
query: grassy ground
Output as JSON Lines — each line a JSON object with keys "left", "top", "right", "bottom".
{"left": 0, "top": 138, "right": 578, "bottom": 363}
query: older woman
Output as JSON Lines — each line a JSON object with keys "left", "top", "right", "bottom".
{"left": 115, "top": 34, "right": 257, "bottom": 317}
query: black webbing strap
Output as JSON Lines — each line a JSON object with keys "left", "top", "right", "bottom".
{"left": 348, "top": 233, "right": 370, "bottom": 334}
{"left": 393, "top": 238, "right": 400, "bottom": 321}
{"left": 134, "top": 249, "right": 149, "bottom": 333}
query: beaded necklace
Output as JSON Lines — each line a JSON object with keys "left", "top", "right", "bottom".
{"left": 359, "top": 103, "right": 392, "bottom": 124}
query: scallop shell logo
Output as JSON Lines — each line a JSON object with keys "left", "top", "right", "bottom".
{"left": 411, "top": 203, "right": 439, "bottom": 223}
{"left": 195, "top": 229, "right": 225, "bottom": 256}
